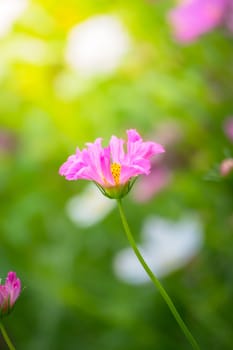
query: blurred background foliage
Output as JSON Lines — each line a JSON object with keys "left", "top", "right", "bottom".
{"left": 0, "top": 0, "right": 233, "bottom": 349}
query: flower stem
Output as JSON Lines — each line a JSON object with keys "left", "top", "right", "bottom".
{"left": 117, "top": 199, "right": 200, "bottom": 350}
{"left": 0, "top": 322, "right": 16, "bottom": 350}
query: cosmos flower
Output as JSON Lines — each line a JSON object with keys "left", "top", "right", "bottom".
{"left": 0, "top": 272, "right": 21, "bottom": 317}
{"left": 168, "top": 0, "right": 230, "bottom": 43}
{"left": 59, "top": 129, "right": 165, "bottom": 199}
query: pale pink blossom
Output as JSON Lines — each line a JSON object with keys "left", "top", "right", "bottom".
{"left": 220, "top": 158, "right": 233, "bottom": 176}
{"left": 0, "top": 272, "right": 21, "bottom": 317}
{"left": 168, "top": 0, "right": 230, "bottom": 43}
{"left": 132, "top": 122, "right": 182, "bottom": 203}
{"left": 223, "top": 117, "right": 233, "bottom": 142}
{"left": 224, "top": 0, "right": 233, "bottom": 32}
{"left": 59, "top": 129, "right": 165, "bottom": 199}
{"left": 133, "top": 165, "right": 171, "bottom": 203}
{"left": 0, "top": 130, "right": 17, "bottom": 154}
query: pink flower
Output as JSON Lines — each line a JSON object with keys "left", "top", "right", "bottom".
{"left": 220, "top": 158, "right": 233, "bottom": 176}
{"left": 225, "top": 1, "right": 233, "bottom": 32}
{"left": 223, "top": 117, "right": 233, "bottom": 142}
{"left": 0, "top": 272, "right": 21, "bottom": 317}
{"left": 168, "top": 0, "right": 228, "bottom": 43}
{"left": 59, "top": 129, "right": 165, "bottom": 199}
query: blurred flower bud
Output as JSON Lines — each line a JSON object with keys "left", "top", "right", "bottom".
{"left": 132, "top": 165, "right": 172, "bottom": 203}
{"left": 223, "top": 117, "right": 233, "bottom": 142}
{"left": 220, "top": 158, "right": 233, "bottom": 176}
{"left": 0, "top": 130, "right": 18, "bottom": 154}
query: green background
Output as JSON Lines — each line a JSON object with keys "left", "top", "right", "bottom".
{"left": 0, "top": 0, "right": 233, "bottom": 349}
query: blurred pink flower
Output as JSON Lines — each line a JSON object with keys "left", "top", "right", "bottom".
{"left": 133, "top": 165, "right": 172, "bottom": 202}
{"left": 168, "top": 0, "right": 229, "bottom": 43}
{"left": 149, "top": 121, "right": 183, "bottom": 147}
{"left": 132, "top": 122, "right": 183, "bottom": 203}
{"left": 59, "top": 129, "right": 165, "bottom": 199}
{"left": 225, "top": 0, "right": 233, "bottom": 31}
{"left": 223, "top": 117, "right": 233, "bottom": 142}
{"left": 0, "top": 272, "right": 21, "bottom": 317}
{"left": 0, "top": 130, "right": 17, "bottom": 154}
{"left": 220, "top": 158, "right": 233, "bottom": 176}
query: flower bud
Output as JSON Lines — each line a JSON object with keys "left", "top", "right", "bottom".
{"left": 0, "top": 272, "right": 21, "bottom": 318}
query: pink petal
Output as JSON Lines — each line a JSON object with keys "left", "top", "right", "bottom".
{"left": 83, "top": 140, "right": 110, "bottom": 185}
{"left": 109, "top": 136, "right": 125, "bottom": 163}
{"left": 6, "top": 272, "right": 17, "bottom": 284}
{"left": 100, "top": 147, "right": 114, "bottom": 186}
{"left": 127, "top": 129, "right": 142, "bottom": 142}
{"left": 0, "top": 286, "right": 7, "bottom": 302}
{"left": 139, "top": 141, "right": 165, "bottom": 158}
{"left": 59, "top": 155, "right": 76, "bottom": 176}
{"left": 5, "top": 271, "right": 21, "bottom": 305}
{"left": 126, "top": 129, "right": 164, "bottom": 161}
{"left": 120, "top": 159, "right": 151, "bottom": 183}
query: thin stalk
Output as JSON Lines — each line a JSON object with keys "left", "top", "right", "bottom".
{"left": 117, "top": 199, "right": 200, "bottom": 350}
{"left": 0, "top": 322, "right": 16, "bottom": 350}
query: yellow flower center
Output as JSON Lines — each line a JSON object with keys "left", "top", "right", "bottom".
{"left": 110, "top": 162, "right": 121, "bottom": 185}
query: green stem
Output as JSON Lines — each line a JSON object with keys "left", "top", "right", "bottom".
{"left": 117, "top": 199, "right": 200, "bottom": 350}
{"left": 0, "top": 322, "right": 16, "bottom": 350}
